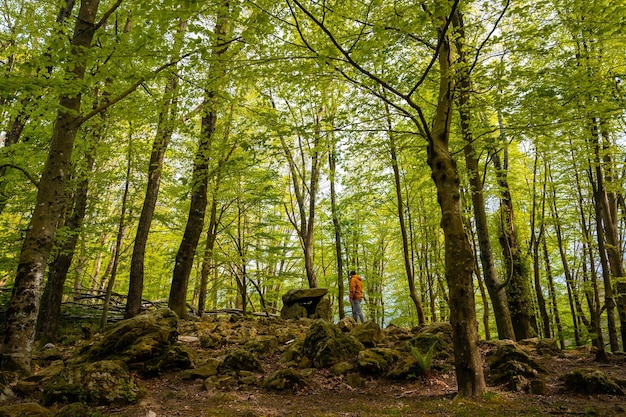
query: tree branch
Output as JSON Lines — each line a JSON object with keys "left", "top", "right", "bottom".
{"left": 0, "top": 164, "right": 39, "bottom": 188}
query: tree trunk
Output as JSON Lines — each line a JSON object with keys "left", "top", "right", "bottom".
{"left": 328, "top": 132, "right": 345, "bottom": 319}
{"left": 542, "top": 240, "right": 565, "bottom": 348}
{"left": 101, "top": 130, "right": 132, "bottom": 328}
{"left": 454, "top": 19, "right": 514, "bottom": 339}
{"left": 386, "top": 104, "right": 426, "bottom": 325}
{"left": 492, "top": 136, "right": 536, "bottom": 340}
{"left": 126, "top": 19, "right": 186, "bottom": 319}
{"left": 0, "top": 0, "right": 101, "bottom": 375}
{"left": 425, "top": 17, "right": 485, "bottom": 396}
{"left": 37, "top": 145, "right": 95, "bottom": 342}
{"left": 530, "top": 156, "right": 550, "bottom": 339}
{"left": 169, "top": 7, "right": 230, "bottom": 319}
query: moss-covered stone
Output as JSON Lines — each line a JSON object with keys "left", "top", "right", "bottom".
{"left": 77, "top": 308, "right": 178, "bottom": 367}
{"left": 358, "top": 348, "right": 401, "bottom": 375}
{"left": 487, "top": 341, "right": 548, "bottom": 386}
{"left": 350, "top": 321, "right": 382, "bottom": 347}
{"left": 561, "top": 368, "right": 625, "bottom": 395}
{"left": 244, "top": 335, "right": 279, "bottom": 357}
{"left": 42, "top": 360, "right": 142, "bottom": 406}
{"left": 303, "top": 320, "right": 364, "bottom": 368}
{"left": 0, "top": 402, "right": 50, "bottom": 417}
{"left": 262, "top": 368, "right": 308, "bottom": 391}
{"left": 219, "top": 349, "right": 263, "bottom": 373}
{"left": 407, "top": 322, "right": 453, "bottom": 360}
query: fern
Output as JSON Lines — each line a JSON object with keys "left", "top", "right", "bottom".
{"left": 410, "top": 343, "right": 436, "bottom": 375}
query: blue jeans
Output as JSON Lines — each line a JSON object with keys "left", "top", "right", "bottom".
{"left": 351, "top": 299, "right": 365, "bottom": 323}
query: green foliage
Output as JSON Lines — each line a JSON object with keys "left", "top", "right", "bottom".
{"left": 410, "top": 343, "right": 436, "bottom": 375}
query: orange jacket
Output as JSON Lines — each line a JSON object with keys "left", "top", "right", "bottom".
{"left": 349, "top": 274, "right": 363, "bottom": 301}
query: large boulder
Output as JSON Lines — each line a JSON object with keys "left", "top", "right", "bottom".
{"left": 302, "top": 319, "right": 364, "bottom": 368}
{"left": 487, "top": 340, "right": 548, "bottom": 391}
{"left": 358, "top": 348, "right": 401, "bottom": 375}
{"left": 219, "top": 348, "right": 263, "bottom": 373}
{"left": 76, "top": 308, "right": 181, "bottom": 375}
{"left": 407, "top": 322, "right": 454, "bottom": 360}
{"left": 42, "top": 360, "right": 142, "bottom": 406}
{"left": 561, "top": 368, "right": 625, "bottom": 395}
{"left": 262, "top": 369, "right": 309, "bottom": 391}
{"left": 350, "top": 321, "right": 383, "bottom": 347}
{"left": 281, "top": 289, "right": 331, "bottom": 320}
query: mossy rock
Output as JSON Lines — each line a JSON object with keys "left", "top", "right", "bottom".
{"left": 42, "top": 360, "right": 143, "bottom": 406}
{"left": 0, "top": 403, "right": 50, "bottom": 417}
{"left": 387, "top": 354, "right": 423, "bottom": 380}
{"left": 561, "top": 368, "right": 625, "bottom": 395}
{"left": 280, "top": 339, "right": 304, "bottom": 364}
{"left": 77, "top": 308, "right": 178, "bottom": 365}
{"left": 487, "top": 341, "right": 548, "bottom": 385}
{"left": 244, "top": 335, "right": 279, "bottom": 357}
{"left": 407, "top": 322, "right": 453, "bottom": 360}
{"left": 181, "top": 358, "right": 221, "bottom": 380}
{"left": 358, "top": 348, "right": 401, "bottom": 375}
{"left": 350, "top": 321, "right": 382, "bottom": 347}
{"left": 55, "top": 402, "right": 95, "bottom": 417}
{"left": 303, "top": 319, "right": 364, "bottom": 368}
{"left": 262, "top": 368, "right": 309, "bottom": 391}
{"left": 219, "top": 348, "right": 263, "bottom": 373}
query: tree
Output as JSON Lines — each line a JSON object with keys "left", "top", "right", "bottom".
{"left": 126, "top": 17, "right": 187, "bottom": 319}
{"left": 287, "top": 0, "right": 486, "bottom": 396}
{"left": 0, "top": 0, "right": 122, "bottom": 375}
{"left": 169, "top": 2, "right": 232, "bottom": 319}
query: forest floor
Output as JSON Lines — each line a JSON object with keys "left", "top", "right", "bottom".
{"left": 97, "top": 338, "right": 626, "bottom": 417}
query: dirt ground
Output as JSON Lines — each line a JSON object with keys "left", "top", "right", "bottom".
{"left": 98, "top": 346, "right": 626, "bottom": 417}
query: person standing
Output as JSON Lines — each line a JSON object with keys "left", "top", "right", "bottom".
{"left": 349, "top": 271, "right": 365, "bottom": 323}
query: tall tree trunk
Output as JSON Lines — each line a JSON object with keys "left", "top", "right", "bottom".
{"left": 586, "top": 121, "right": 620, "bottom": 351}
{"left": 424, "top": 14, "right": 485, "bottom": 396}
{"left": 328, "top": 131, "right": 345, "bottom": 319}
{"left": 542, "top": 240, "right": 565, "bottom": 348}
{"left": 492, "top": 125, "right": 536, "bottom": 340}
{"left": 571, "top": 143, "right": 604, "bottom": 352}
{"left": 278, "top": 103, "right": 323, "bottom": 289}
{"left": 385, "top": 102, "right": 426, "bottom": 325}
{"left": 197, "top": 196, "right": 219, "bottom": 315}
{"left": 593, "top": 122, "right": 626, "bottom": 348}
{"left": 530, "top": 155, "right": 550, "bottom": 339}
{"left": 101, "top": 129, "right": 132, "bottom": 328}
{"left": 169, "top": 6, "right": 230, "bottom": 319}
{"left": 37, "top": 144, "right": 95, "bottom": 342}
{"left": 126, "top": 19, "right": 186, "bottom": 319}
{"left": 0, "top": 0, "right": 104, "bottom": 376}
{"left": 454, "top": 19, "right": 514, "bottom": 339}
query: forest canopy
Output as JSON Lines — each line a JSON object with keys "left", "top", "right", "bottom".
{"left": 1, "top": 0, "right": 625, "bottom": 397}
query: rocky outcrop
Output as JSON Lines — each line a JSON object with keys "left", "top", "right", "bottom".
{"left": 561, "top": 368, "right": 625, "bottom": 395}
{"left": 42, "top": 360, "right": 142, "bottom": 405}
{"left": 302, "top": 319, "right": 364, "bottom": 368}
{"left": 280, "top": 288, "right": 331, "bottom": 320}
{"left": 486, "top": 340, "right": 548, "bottom": 392}
{"left": 76, "top": 308, "right": 184, "bottom": 375}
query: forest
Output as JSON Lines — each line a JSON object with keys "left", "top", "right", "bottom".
{"left": 1, "top": 0, "right": 625, "bottom": 399}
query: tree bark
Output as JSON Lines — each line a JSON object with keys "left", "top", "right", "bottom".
{"left": 385, "top": 102, "right": 426, "bottom": 325}
{"left": 492, "top": 136, "right": 536, "bottom": 340}
{"left": 530, "top": 155, "right": 550, "bottom": 339}
{"left": 425, "top": 16, "right": 485, "bottom": 396}
{"left": 454, "top": 17, "right": 514, "bottom": 339}
{"left": 0, "top": 0, "right": 101, "bottom": 375}
{"left": 169, "top": 6, "right": 230, "bottom": 319}
{"left": 328, "top": 131, "right": 345, "bottom": 319}
{"left": 37, "top": 145, "right": 95, "bottom": 342}
{"left": 126, "top": 77, "right": 178, "bottom": 318}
